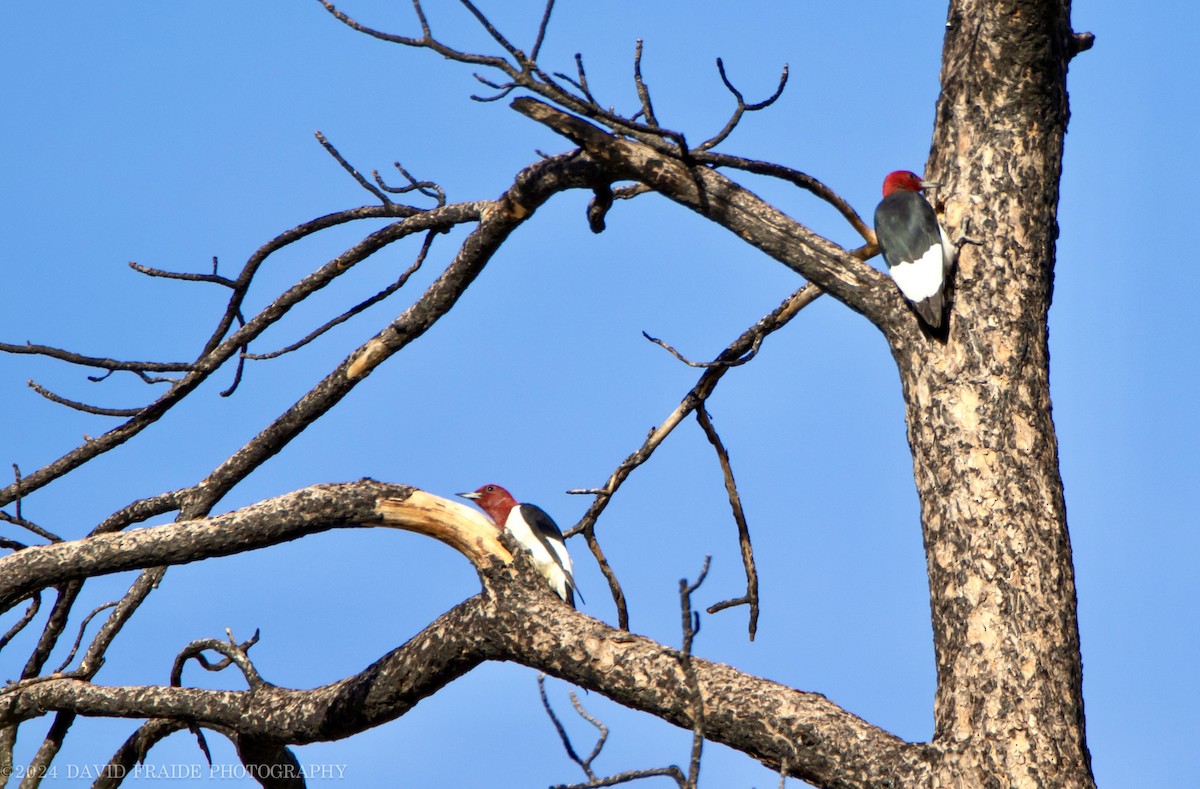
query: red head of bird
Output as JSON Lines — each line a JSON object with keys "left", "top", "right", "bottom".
{"left": 881, "top": 170, "right": 936, "bottom": 198}
{"left": 457, "top": 484, "right": 518, "bottom": 527}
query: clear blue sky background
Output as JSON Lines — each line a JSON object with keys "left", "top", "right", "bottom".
{"left": 1, "top": 2, "right": 1196, "bottom": 787}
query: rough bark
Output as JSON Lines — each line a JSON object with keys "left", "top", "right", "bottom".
{"left": 0, "top": 535, "right": 931, "bottom": 789}
{"left": 902, "top": 0, "right": 1092, "bottom": 785}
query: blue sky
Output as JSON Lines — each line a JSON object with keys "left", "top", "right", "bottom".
{"left": 1, "top": 2, "right": 1196, "bottom": 787}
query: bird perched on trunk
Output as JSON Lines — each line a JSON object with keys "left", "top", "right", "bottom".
{"left": 458, "top": 484, "right": 579, "bottom": 607}
{"left": 873, "top": 170, "right": 956, "bottom": 329}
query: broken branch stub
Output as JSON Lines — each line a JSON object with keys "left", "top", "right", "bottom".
{"left": 373, "top": 490, "right": 512, "bottom": 568}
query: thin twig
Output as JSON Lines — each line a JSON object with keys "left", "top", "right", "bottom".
{"left": 530, "top": 0, "right": 556, "bottom": 62}
{"left": 695, "top": 406, "right": 759, "bottom": 640}
{"left": 567, "top": 285, "right": 822, "bottom": 540}
{"left": 0, "top": 593, "right": 40, "bottom": 651}
{"left": 217, "top": 310, "right": 247, "bottom": 398}
{"left": 566, "top": 286, "right": 821, "bottom": 627}
{"left": 51, "top": 601, "right": 119, "bottom": 673}
{"left": 0, "top": 342, "right": 192, "bottom": 377}
{"left": 539, "top": 675, "right": 604, "bottom": 781}
{"left": 373, "top": 162, "right": 446, "bottom": 206}
{"left": 677, "top": 557, "right": 710, "bottom": 789}
{"left": 633, "top": 39, "right": 658, "bottom": 128}
{"left": 128, "top": 261, "right": 236, "bottom": 288}
{"left": 554, "top": 53, "right": 598, "bottom": 107}
{"left": 26, "top": 380, "right": 144, "bottom": 417}
{"left": 316, "top": 131, "right": 392, "bottom": 204}
{"left": 243, "top": 230, "right": 436, "bottom": 361}
{"left": 642, "top": 330, "right": 765, "bottom": 369}
{"left": 458, "top": 0, "right": 524, "bottom": 62}
{"left": 553, "top": 767, "right": 686, "bottom": 789}
{"left": 471, "top": 75, "right": 519, "bottom": 102}
{"left": 582, "top": 526, "right": 629, "bottom": 631}
{"left": 171, "top": 629, "right": 264, "bottom": 690}
{"left": 697, "top": 59, "right": 789, "bottom": 152}
{"left": 86, "top": 368, "right": 180, "bottom": 385}
{"left": 319, "top": 1, "right": 695, "bottom": 159}
{"left": 3, "top": 467, "right": 61, "bottom": 543}
{"left": 74, "top": 569, "right": 165, "bottom": 676}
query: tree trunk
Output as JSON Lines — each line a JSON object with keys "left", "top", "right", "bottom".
{"left": 0, "top": 2, "right": 1099, "bottom": 785}
{"left": 897, "top": 0, "right": 1094, "bottom": 784}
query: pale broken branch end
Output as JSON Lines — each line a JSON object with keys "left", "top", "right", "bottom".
{"left": 373, "top": 490, "right": 512, "bottom": 568}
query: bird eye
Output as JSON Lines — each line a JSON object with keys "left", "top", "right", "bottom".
{"left": 485, "top": 485, "right": 494, "bottom": 492}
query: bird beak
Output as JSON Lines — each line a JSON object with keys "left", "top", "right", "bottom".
{"left": 920, "top": 179, "right": 941, "bottom": 190}
{"left": 457, "top": 491, "right": 480, "bottom": 501}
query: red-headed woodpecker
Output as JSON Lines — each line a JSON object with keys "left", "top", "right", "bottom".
{"left": 873, "top": 170, "right": 956, "bottom": 329}
{"left": 457, "top": 484, "right": 579, "bottom": 607}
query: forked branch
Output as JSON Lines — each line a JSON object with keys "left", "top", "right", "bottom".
{"left": 567, "top": 285, "right": 822, "bottom": 629}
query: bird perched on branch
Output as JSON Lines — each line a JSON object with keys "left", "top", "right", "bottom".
{"left": 458, "top": 484, "right": 579, "bottom": 607}
{"left": 873, "top": 170, "right": 956, "bottom": 329}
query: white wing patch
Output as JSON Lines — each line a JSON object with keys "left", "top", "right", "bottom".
{"left": 505, "top": 506, "right": 574, "bottom": 604}
{"left": 888, "top": 242, "right": 945, "bottom": 302}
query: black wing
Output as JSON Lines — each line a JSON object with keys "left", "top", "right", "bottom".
{"left": 518, "top": 503, "right": 582, "bottom": 606}
{"left": 874, "top": 190, "right": 942, "bottom": 268}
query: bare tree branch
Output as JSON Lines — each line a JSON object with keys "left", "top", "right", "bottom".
{"left": 0, "top": 594, "right": 40, "bottom": 652}
{"left": 25, "top": 380, "right": 144, "bottom": 418}
{"left": 695, "top": 407, "right": 760, "bottom": 641}
{"left": 0, "top": 570, "right": 928, "bottom": 788}
{"left": 555, "top": 766, "right": 686, "bottom": 789}
{"left": 93, "top": 719, "right": 189, "bottom": 789}
{"left": 642, "top": 330, "right": 764, "bottom": 369}
{"left": 171, "top": 629, "right": 265, "bottom": 699}
{"left": 0, "top": 201, "right": 486, "bottom": 510}
{"left": 697, "top": 58, "right": 789, "bottom": 152}
{"left": 690, "top": 151, "right": 876, "bottom": 245}
{"left": 128, "top": 260, "right": 236, "bottom": 289}
{"left": 0, "top": 483, "right": 505, "bottom": 614}
{"left": 568, "top": 283, "right": 822, "bottom": 540}
{"left": 632, "top": 39, "right": 658, "bottom": 129}
{"left": 529, "top": 0, "right": 556, "bottom": 62}
{"left": 511, "top": 99, "right": 903, "bottom": 334}
{"left": 316, "top": 131, "right": 392, "bottom": 204}
{"left": 677, "top": 558, "right": 711, "bottom": 789}
{"left": 21, "top": 710, "right": 75, "bottom": 789}
{"left": 51, "top": 601, "right": 119, "bottom": 674}
{"left": 566, "top": 285, "right": 820, "bottom": 629}
{"left": 243, "top": 230, "right": 435, "bottom": 361}
{"left": 373, "top": 161, "right": 446, "bottom": 206}
{"left": 2, "top": 466, "right": 60, "bottom": 545}
{"left": 540, "top": 675, "right": 604, "bottom": 782}
{"left": 93, "top": 490, "right": 185, "bottom": 536}
{"left": 20, "top": 584, "right": 82, "bottom": 679}
{"left": 318, "top": 3, "right": 695, "bottom": 158}
{"left": 0, "top": 342, "right": 192, "bottom": 379}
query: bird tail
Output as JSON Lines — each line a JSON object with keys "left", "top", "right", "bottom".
{"left": 915, "top": 292, "right": 945, "bottom": 329}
